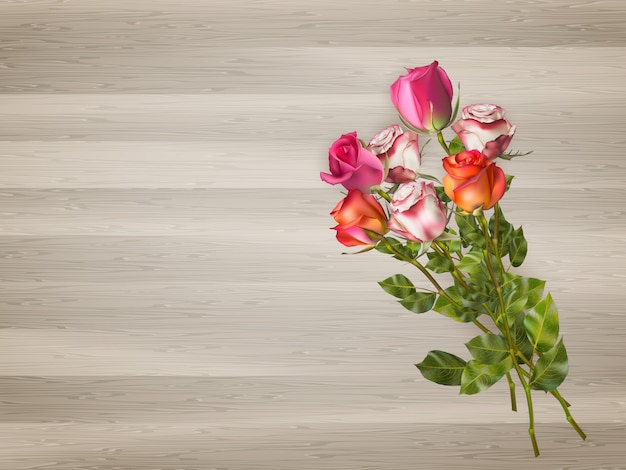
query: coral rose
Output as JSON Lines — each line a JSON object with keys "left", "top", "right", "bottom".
{"left": 442, "top": 150, "right": 506, "bottom": 212}
{"left": 330, "top": 189, "right": 388, "bottom": 247}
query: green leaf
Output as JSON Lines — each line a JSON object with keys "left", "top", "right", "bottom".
{"left": 525, "top": 278, "right": 546, "bottom": 309}
{"left": 374, "top": 237, "right": 412, "bottom": 259}
{"left": 399, "top": 291, "right": 436, "bottom": 314}
{"left": 378, "top": 274, "right": 415, "bottom": 299}
{"left": 530, "top": 339, "right": 568, "bottom": 390}
{"left": 460, "top": 357, "right": 513, "bottom": 395}
{"left": 465, "top": 334, "right": 510, "bottom": 364}
{"left": 416, "top": 350, "right": 467, "bottom": 386}
{"left": 374, "top": 238, "right": 394, "bottom": 254}
{"left": 502, "top": 274, "right": 545, "bottom": 311}
{"left": 512, "top": 313, "right": 535, "bottom": 364}
{"left": 505, "top": 174, "right": 515, "bottom": 191}
{"left": 524, "top": 293, "right": 560, "bottom": 353}
{"left": 433, "top": 286, "right": 480, "bottom": 322}
{"left": 455, "top": 275, "right": 492, "bottom": 309}
{"left": 456, "top": 250, "right": 484, "bottom": 274}
{"left": 440, "top": 229, "right": 462, "bottom": 253}
{"left": 488, "top": 205, "right": 513, "bottom": 256}
{"left": 406, "top": 240, "right": 422, "bottom": 258}
{"left": 500, "top": 278, "right": 529, "bottom": 326}
{"left": 455, "top": 214, "right": 485, "bottom": 249}
{"left": 435, "top": 185, "right": 451, "bottom": 203}
{"left": 425, "top": 251, "right": 454, "bottom": 273}
{"left": 448, "top": 136, "right": 465, "bottom": 155}
{"left": 509, "top": 227, "right": 528, "bottom": 267}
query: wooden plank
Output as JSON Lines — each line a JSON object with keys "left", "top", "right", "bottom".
{"left": 1, "top": 0, "right": 626, "bottom": 467}
{"left": 1, "top": 46, "right": 624, "bottom": 94}
{"left": 1, "top": 0, "right": 624, "bottom": 50}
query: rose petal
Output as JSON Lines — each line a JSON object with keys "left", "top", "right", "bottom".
{"left": 451, "top": 167, "right": 492, "bottom": 212}
{"left": 335, "top": 226, "right": 371, "bottom": 246}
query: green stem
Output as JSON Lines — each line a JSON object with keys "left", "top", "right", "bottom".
{"left": 523, "top": 380, "right": 540, "bottom": 457}
{"left": 506, "top": 373, "right": 517, "bottom": 412}
{"left": 480, "top": 213, "right": 584, "bottom": 447}
{"left": 433, "top": 242, "right": 472, "bottom": 292}
{"left": 376, "top": 188, "right": 392, "bottom": 203}
{"left": 549, "top": 389, "right": 587, "bottom": 440}
{"left": 437, "top": 131, "right": 452, "bottom": 155}
{"left": 478, "top": 214, "right": 539, "bottom": 456}
{"left": 472, "top": 319, "right": 491, "bottom": 334}
{"left": 494, "top": 203, "right": 500, "bottom": 253}
{"left": 380, "top": 238, "right": 448, "bottom": 298}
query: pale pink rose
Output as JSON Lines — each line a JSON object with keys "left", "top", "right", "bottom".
{"left": 390, "top": 61, "right": 454, "bottom": 133}
{"left": 388, "top": 181, "right": 447, "bottom": 242}
{"left": 320, "top": 132, "right": 384, "bottom": 192}
{"left": 452, "top": 104, "right": 516, "bottom": 160}
{"left": 462, "top": 103, "right": 506, "bottom": 122}
{"left": 367, "top": 124, "right": 403, "bottom": 154}
{"left": 368, "top": 125, "right": 420, "bottom": 184}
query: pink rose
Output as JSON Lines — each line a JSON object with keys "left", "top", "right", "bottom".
{"left": 451, "top": 104, "right": 516, "bottom": 160}
{"left": 368, "top": 125, "right": 421, "bottom": 184}
{"left": 388, "top": 181, "right": 447, "bottom": 242}
{"left": 331, "top": 189, "right": 388, "bottom": 247}
{"left": 390, "top": 61, "right": 454, "bottom": 133}
{"left": 320, "top": 132, "right": 384, "bottom": 191}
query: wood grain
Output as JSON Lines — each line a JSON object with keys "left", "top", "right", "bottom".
{"left": 1, "top": 0, "right": 626, "bottom": 468}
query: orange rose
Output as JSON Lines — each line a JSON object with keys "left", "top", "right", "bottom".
{"left": 442, "top": 150, "right": 506, "bottom": 212}
{"left": 330, "top": 189, "right": 388, "bottom": 247}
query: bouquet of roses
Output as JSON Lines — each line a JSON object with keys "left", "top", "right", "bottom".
{"left": 320, "top": 61, "right": 586, "bottom": 456}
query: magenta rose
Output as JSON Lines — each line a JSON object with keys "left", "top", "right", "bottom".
{"left": 320, "top": 131, "right": 384, "bottom": 192}
{"left": 388, "top": 181, "right": 447, "bottom": 242}
{"left": 367, "top": 125, "right": 420, "bottom": 184}
{"left": 390, "top": 61, "right": 454, "bottom": 133}
{"left": 452, "top": 104, "right": 516, "bottom": 160}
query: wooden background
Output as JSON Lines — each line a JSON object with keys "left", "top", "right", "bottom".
{"left": 1, "top": 0, "right": 625, "bottom": 468}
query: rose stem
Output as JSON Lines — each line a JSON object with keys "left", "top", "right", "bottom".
{"left": 549, "top": 389, "right": 587, "bottom": 440}
{"left": 376, "top": 188, "right": 392, "bottom": 203}
{"left": 478, "top": 214, "right": 539, "bottom": 456}
{"left": 492, "top": 205, "right": 585, "bottom": 439}
{"left": 434, "top": 241, "right": 518, "bottom": 411}
{"left": 380, "top": 238, "right": 448, "bottom": 297}
{"left": 436, "top": 131, "right": 452, "bottom": 155}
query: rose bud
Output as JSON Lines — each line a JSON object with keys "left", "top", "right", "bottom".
{"left": 388, "top": 181, "right": 447, "bottom": 242}
{"left": 320, "top": 131, "right": 384, "bottom": 192}
{"left": 390, "top": 61, "right": 454, "bottom": 133}
{"left": 330, "top": 189, "right": 388, "bottom": 247}
{"left": 442, "top": 150, "right": 507, "bottom": 213}
{"left": 451, "top": 104, "right": 516, "bottom": 160}
{"left": 367, "top": 125, "right": 421, "bottom": 184}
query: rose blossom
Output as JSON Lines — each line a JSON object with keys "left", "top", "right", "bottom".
{"left": 367, "top": 125, "right": 420, "bottom": 184}
{"left": 390, "top": 61, "right": 454, "bottom": 133}
{"left": 388, "top": 181, "right": 447, "bottom": 242}
{"left": 452, "top": 104, "right": 516, "bottom": 160}
{"left": 320, "top": 131, "right": 384, "bottom": 192}
{"left": 442, "top": 150, "right": 506, "bottom": 212}
{"left": 330, "top": 189, "right": 388, "bottom": 247}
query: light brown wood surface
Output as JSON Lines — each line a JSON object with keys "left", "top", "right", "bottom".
{"left": 1, "top": 0, "right": 626, "bottom": 468}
